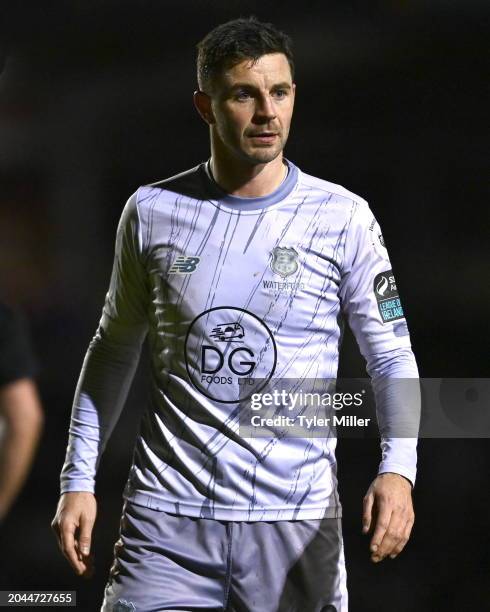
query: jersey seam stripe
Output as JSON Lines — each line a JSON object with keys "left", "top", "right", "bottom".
{"left": 134, "top": 186, "right": 145, "bottom": 256}
{"left": 223, "top": 522, "right": 234, "bottom": 609}
{"left": 340, "top": 199, "right": 359, "bottom": 274}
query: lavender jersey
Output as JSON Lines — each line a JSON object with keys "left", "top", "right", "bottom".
{"left": 60, "top": 159, "right": 419, "bottom": 521}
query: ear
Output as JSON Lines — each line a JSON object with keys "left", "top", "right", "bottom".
{"left": 193, "top": 90, "right": 215, "bottom": 125}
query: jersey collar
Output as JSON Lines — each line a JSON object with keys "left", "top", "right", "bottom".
{"left": 201, "top": 158, "right": 298, "bottom": 212}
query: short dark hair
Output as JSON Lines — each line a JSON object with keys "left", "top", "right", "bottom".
{"left": 196, "top": 16, "right": 294, "bottom": 93}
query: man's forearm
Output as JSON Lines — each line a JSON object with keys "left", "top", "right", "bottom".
{"left": 366, "top": 346, "right": 421, "bottom": 486}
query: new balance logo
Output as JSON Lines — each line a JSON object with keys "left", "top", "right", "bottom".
{"left": 169, "top": 256, "right": 200, "bottom": 274}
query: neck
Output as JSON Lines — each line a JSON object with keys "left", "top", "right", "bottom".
{"left": 209, "top": 135, "right": 287, "bottom": 198}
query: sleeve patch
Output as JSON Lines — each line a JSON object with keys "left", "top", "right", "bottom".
{"left": 374, "top": 270, "right": 405, "bottom": 323}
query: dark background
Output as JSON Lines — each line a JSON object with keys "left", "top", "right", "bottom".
{"left": 0, "top": 1, "right": 488, "bottom": 610}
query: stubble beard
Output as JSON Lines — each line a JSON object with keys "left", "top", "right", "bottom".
{"left": 214, "top": 121, "right": 289, "bottom": 167}
{"left": 239, "top": 132, "right": 289, "bottom": 166}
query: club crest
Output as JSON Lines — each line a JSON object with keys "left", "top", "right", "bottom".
{"left": 270, "top": 246, "right": 299, "bottom": 278}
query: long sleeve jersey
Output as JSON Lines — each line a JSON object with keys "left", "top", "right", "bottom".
{"left": 60, "top": 159, "right": 420, "bottom": 521}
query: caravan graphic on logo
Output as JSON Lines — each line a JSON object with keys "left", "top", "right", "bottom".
{"left": 210, "top": 322, "right": 245, "bottom": 342}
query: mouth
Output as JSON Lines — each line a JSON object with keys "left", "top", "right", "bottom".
{"left": 248, "top": 132, "right": 278, "bottom": 144}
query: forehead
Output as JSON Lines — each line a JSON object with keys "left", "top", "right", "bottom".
{"left": 219, "top": 53, "right": 293, "bottom": 88}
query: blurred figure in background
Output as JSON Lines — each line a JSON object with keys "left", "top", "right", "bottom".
{"left": 0, "top": 302, "right": 44, "bottom": 522}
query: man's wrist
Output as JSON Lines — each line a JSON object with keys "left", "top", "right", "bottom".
{"left": 378, "top": 471, "right": 413, "bottom": 489}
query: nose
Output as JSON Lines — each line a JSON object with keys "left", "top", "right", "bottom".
{"left": 254, "top": 94, "right": 277, "bottom": 123}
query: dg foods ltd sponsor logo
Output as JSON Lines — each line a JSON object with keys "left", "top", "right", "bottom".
{"left": 184, "top": 307, "right": 277, "bottom": 403}
{"left": 374, "top": 270, "right": 404, "bottom": 323}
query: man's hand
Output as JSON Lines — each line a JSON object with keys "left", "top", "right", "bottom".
{"left": 51, "top": 492, "right": 97, "bottom": 578}
{"left": 362, "top": 472, "right": 414, "bottom": 563}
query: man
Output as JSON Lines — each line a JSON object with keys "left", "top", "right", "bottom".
{"left": 0, "top": 302, "right": 44, "bottom": 523}
{"left": 52, "top": 17, "right": 419, "bottom": 612}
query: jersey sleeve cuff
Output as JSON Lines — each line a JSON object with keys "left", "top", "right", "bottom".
{"left": 377, "top": 462, "right": 416, "bottom": 488}
{"left": 60, "top": 480, "right": 95, "bottom": 495}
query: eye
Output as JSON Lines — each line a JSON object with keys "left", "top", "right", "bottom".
{"left": 235, "top": 90, "right": 251, "bottom": 101}
{"left": 273, "top": 89, "right": 288, "bottom": 99}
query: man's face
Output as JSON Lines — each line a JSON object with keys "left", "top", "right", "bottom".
{"left": 209, "top": 53, "right": 296, "bottom": 165}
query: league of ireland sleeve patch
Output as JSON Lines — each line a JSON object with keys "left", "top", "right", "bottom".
{"left": 374, "top": 270, "right": 405, "bottom": 323}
